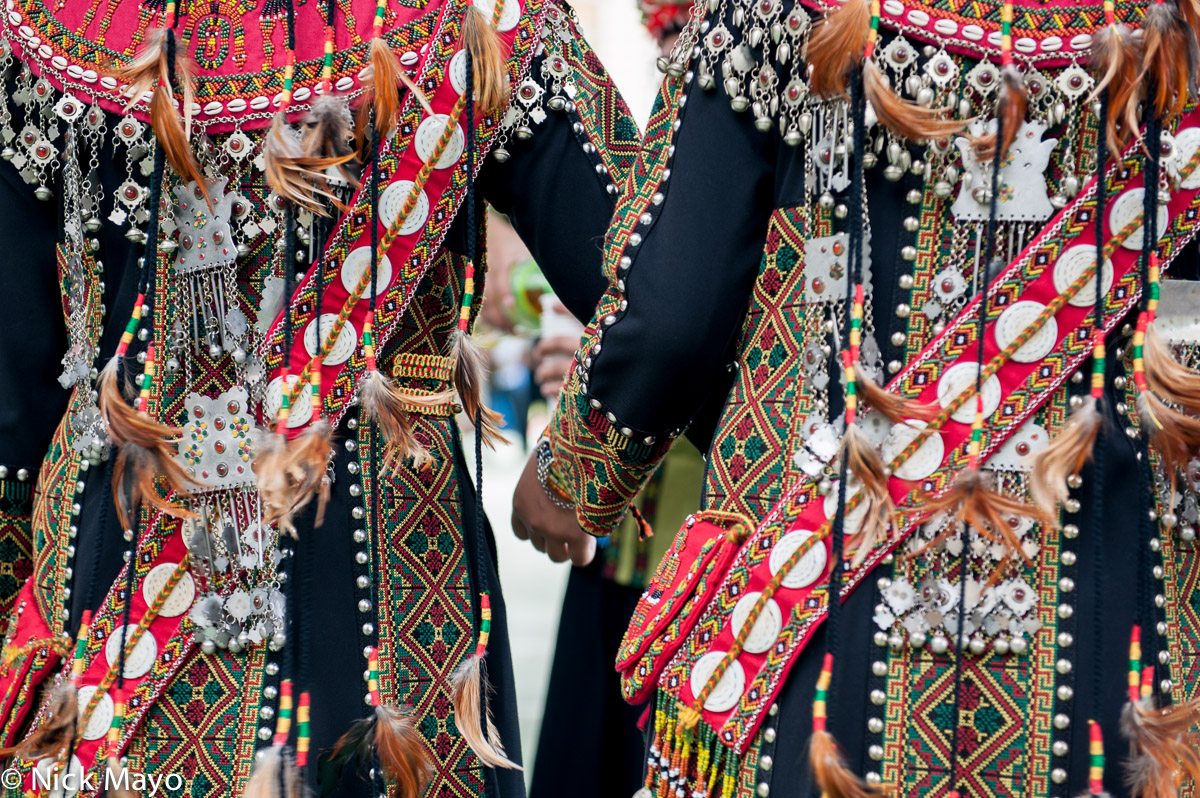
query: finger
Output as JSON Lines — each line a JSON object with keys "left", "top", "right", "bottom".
{"left": 570, "top": 535, "right": 597, "bottom": 567}
{"left": 530, "top": 531, "right": 548, "bottom": 554}
{"left": 546, "top": 539, "right": 571, "bottom": 564}
{"left": 539, "top": 379, "right": 565, "bottom": 400}
{"left": 534, "top": 356, "right": 572, "bottom": 387}
{"left": 511, "top": 513, "right": 531, "bottom": 541}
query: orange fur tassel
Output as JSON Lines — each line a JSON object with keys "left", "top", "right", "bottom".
{"left": 325, "top": 705, "right": 433, "bottom": 798}
{"left": 99, "top": 359, "right": 196, "bottom": 530}
{"left": 462, "top": 3, "right": 509, "bottom": 115}
{"left": 371, "top": 705, "right": 433, "bottom": 797}
{"left": 451, "top": 654, "right": 522, "bottom": 770}
{"left": 285, "top": 421, "right": 333, "bottom": 528}
{"left": 1090, "top": 23, "right": 1143, "bottom": 153}
{"left": 1121, "top": 696, "right": 1200, "bottom": 798}
{"left": 839, "top": 423, "right": 894, "bottom": 568}
{"left": 1028, "top": 395, "right": 1102, "bottom": 521}
{"left": 14, "top": 682, "right": 78, "bottom": 760}
{"left": 854, "top": 364, "right": 936, "bottom": 425}
{"left": 241, "top": 745, "right": 303, "bottom": 798}
{"left": 364, "top": 37, "right": 403, "bottom": 141}
{"left": 116, "top": 29, "right": 209, "bottom": 206}
{"left": 909, "top": 469, "right": 1050, "bottom": 584}
{"left": 805, "top": 0, "right": 870, "bottom": 100}
{"left": 255, "top": 431, "right": 296, "bottom": 536}
{"left": 448, "top": 332, "right": 505, "bottom": 449}
{"left": 973, "top": 66, "right": 1028, "bottom": 163}
{"left": 863, "top": 61, "right": 966, "bottom": 142}
{"left": 360, "top": 370, "right": 455, "bottom": 472}
{"left": 1138, "top": 0, "right": 1199, "bottom": 123}
{"left": 1137, "top": 391, "right": 1200, "bottom": 488}
{"left": 1143, "top": 325, "right": 1200, "bottom": 414}
{"left": 256, "top": 421, "right": 332, "bottom": 534}
{"left": 300, "top": 94, "right": 358, "bottom": 189}
{"left": 264, "top": 113, "right": 351, "bottom": 216}
{"left": 1178, "top": 0, "right": 1200, "bottom": 36}
{"left": 809, "top": 729, "right": 881, "bottom": 798}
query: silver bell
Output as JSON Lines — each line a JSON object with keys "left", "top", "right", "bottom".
{"left": 34, "top": 185, "right": 53, "bottom": 201}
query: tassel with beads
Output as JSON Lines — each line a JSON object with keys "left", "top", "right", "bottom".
{"left": 116, "top": 26, "right": 208, "bottom": 205}
{"left": 360, "top": 314, "right": 451, "bottom": 472}
{"left": 451, "top": 595, "right": 521, "bottom": 770}
{"left": 275, "top": 366, "right": 332, "bottom": 530}
{"left": 104, "top": 689, "right": 140, "bottom": 798}
{"left": 1137, "top": 0, "right": 1199, "bottom": 124}
{"left": 973, "top": 3, "right": 1027, "bottom": 162}
{"left": 1121, "top": 628, "right": 1200, "bottom": 798}
{"left": 361, "top": 0, "right": 403, "bottom": 143}
{"left": 1028, "top": 351, "right": 1104, "bottom": 520}
{"left": 241, "top": 680, "right": 297, "bottom": 798}
{"left": 324, "top": 649, "right": 432, "bottom": 797}
{"left": 1030, "top": 76, "right": 1115, "bottom": 520}
{"left": 293, "top": 11, "right": 356, "bottom": 195}
{"left": 462, "top": 0, "right": 509, "bottom": 115}
{"left": 1133, "top": 320, "right": 1200, "bottom": 486}
{"left": 1076, "top": 720, "right": 1114, "bottom": 798}
{"left": 809, "top": 657, "right": 879, "bottom": 798}
{"left": 256, "top": 365, "right": 302, "bottom": 536}
{"left": 837, "top": 294, "right": 893, "bottom": 567}
{"left": 1090, "top": 1, "right": 1142, "bottom": 152}
{"left": 1138, "top": 253, "right": 1200, "bottom": 422}
{"left": 449, "top": 259, "right": 505, "bottom": 450}
{"left": 301, "top": 96, "right": 357, "bottom": 191}
{"left": 106, "top": 342, "right": 197, "bottom": 531}
{"left": 1142, "top": 324, "right": 1200, "bottom": 413}
{"left": 263, "top": 35, "right": 352, "bottom": 214}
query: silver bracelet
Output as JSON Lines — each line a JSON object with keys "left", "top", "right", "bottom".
{"left": 535, "top": 437, "right": 575, "bottom": 510}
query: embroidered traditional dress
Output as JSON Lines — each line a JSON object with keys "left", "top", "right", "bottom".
{"left": 541, "top": 1, "right": 1200, "bottom": 797}
{"left": 0, "top": 1, "right": 638, "bottom": 796}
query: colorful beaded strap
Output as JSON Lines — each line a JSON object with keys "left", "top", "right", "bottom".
{"left": 261, "top": 0, "right": 541, "bottom": 436}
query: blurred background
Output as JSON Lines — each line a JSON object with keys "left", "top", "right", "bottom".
{"left": 461, "top": 1, "right": 661, "bottom": 786}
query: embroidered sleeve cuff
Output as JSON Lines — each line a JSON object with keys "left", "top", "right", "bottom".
{"left": 546, "top": 368, "right": 674, "bottom": 538}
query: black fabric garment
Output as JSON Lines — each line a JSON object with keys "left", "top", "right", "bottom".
{"left": 479, "top": 98, "right": 614, "bottom": 325}
{"left": 584, "top": 71, "right": 777, "bottom": 439}
{"left": 528, "top": 559, "right": 645, "bottom": 798}
{"left": 0, "top": 158, "right": 69, "bottom": 471}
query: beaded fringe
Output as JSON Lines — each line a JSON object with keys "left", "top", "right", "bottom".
{"left": 643, "top": 691, "right": 745, "bottom": 798}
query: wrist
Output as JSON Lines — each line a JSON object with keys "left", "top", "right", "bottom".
{"left": 535, "top": 436, "right": 575, "bottom": 510}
